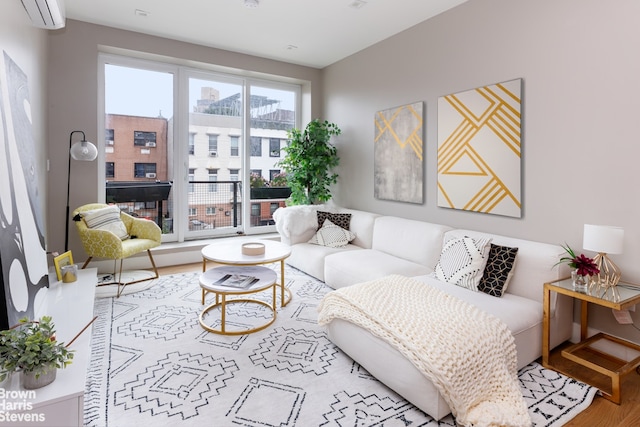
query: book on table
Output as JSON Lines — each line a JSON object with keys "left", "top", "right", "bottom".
{"left": 215, "top": 274, "right": 259, "bottom": 289}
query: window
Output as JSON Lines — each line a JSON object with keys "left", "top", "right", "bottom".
{"left": 134, "top": 131, "right": 157, "bottom": 147}
{"left": 230, "top": 136, "right": 239, "bottom": 156}
{"left": 188, "top": 133, "right": 195, "bottom": 155}
{"left": 145, "top": 201, "right": 156, "bottom": 209}
{"left": 269, "top": 169, "right": 280, "bottom": 181}
{"left": 208, "top": 168, "right": 218, "bottom": 192}
{"left": 188, "top": 168, "right": 195, "bottom": 192}
{"left": 208, "top": 134, "right": 218, "bottom": 152}
{"left": 270, "top": 203, "right": 279, "bottom": 215}
{"left": 103, "top": 54, "right": 300, "bottom": 242}
{"left": 134, "top": 163, "right": 156, "bottom": 178}
{"left": 250, "top": 136, "right": 262, "bottom": 156}
{"left": 105, "top": 129, "right": 114, "bottom": 146}
{"left": 269, "top": 138, "right": 281, "bottom": 157}
{"left": 106, "top": 162, "right": 115, "bottom": 178}
{"left": 250, "top": 169, "right": 261, "bottom": 176}
{"left": 251, "top": 203, "right": 260, "bottom": 217}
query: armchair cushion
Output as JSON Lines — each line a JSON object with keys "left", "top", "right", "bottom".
{"left": 81, "top": 205, "right": 129, "bottom": 240}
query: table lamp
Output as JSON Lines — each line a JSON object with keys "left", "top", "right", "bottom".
{"left": 583, "top": 224, "right": 624, "bottom": 287}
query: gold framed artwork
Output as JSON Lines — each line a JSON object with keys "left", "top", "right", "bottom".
{"left": 374, "top": 101, "right": 424, "bottom": 204}
{"left": 437, "top": 78, "right": 522, "bottom": 217}
{"left": 53, "top": 251, "right": 74, "bottom": 282}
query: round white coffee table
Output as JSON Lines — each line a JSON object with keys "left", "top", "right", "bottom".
{"left": 201, "top": 240, "right": 292, "bottom": 307}
{"left": 199, "top": 265, "right": 277, "bottom": 335}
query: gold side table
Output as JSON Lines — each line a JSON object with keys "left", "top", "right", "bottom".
{"left": 201, "top": 239, "right": 292, "bottom": 308}
{"left": 199, "top": 265, "right": 277, "bottom": 335}
{"left": 542, "top": 278, "right": 640, "bottom": 404}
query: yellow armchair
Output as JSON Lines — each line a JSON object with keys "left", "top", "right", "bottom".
{"left": 72, "top": 203, "right": 161, "bottom": 296}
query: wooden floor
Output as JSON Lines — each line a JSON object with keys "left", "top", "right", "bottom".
{"left": 156, "top": 263, "right": 640, "bottom": 425}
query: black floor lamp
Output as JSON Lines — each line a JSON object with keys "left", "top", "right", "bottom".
{"left": 65, "top": 131, "right": 98, "bottom": 252}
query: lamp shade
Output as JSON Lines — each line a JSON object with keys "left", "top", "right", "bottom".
{"left": 583, "top": 224, "right": 624, "bottom": 254}
{"left": 70, "top": 140, "right": 98, "bottom": 161}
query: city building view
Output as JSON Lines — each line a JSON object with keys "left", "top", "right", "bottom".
{"left": 104, "top": 85, "right": 294, "bottom": 237}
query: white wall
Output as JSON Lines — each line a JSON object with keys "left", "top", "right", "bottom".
{"left": 0, "top": 1, "right": 49, "bottom": 242}
{"left": 323, "top": 0, "right": 640, "bottom": 340}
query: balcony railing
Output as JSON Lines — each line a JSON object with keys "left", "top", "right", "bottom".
{"left": 106, "top": 181, "right": 290, "bottom": 234}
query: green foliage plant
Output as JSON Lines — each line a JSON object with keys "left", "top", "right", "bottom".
{"left": 278, "top": 119, "right": 341, "bottom": 205}
{"left": 0, "top": 316, "right": 74, "bottom": 381}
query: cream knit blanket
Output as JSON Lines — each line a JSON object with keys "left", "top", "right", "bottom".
{"left": 317, "top": 275, "right": 531, "bottom": 427}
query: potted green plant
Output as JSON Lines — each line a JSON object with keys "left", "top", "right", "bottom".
{"left": 0, "top": 316, "right": 74, "bottom": 389}
{"left": 277, "top": 119, "right": 341, "bottom": 205}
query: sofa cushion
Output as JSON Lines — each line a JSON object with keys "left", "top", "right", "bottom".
{"left": 432, "top": 236, "right": 492, "bottom": 291}
{"left": 371, "top": 216, "right": 452, "bottom": 268}
{"left": 317, "top": 211, "right": 351, "bottom": 230}
{"left": 324, "top": 249, "right": 433, "bottom": 289}
{"left": 308, "top": 219, "right": 356, "bottom": 248}
{"left": 478, "top": 244, "right": 519, "bottom": 297}
{"left": 81, "top": 205, "right": 129, "bottom": 240}
{"left": 443, "top": 230, "right": 566, "bottom": 303}
{"left": 286, "top": 242, "right": 361, "bottom": 282}
{"left": 334, "top": 208, "right": 380, "bottom": 249}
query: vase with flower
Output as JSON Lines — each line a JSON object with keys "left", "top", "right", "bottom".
{"left": 556, "top": 244, "right": 600, "bottom": 292}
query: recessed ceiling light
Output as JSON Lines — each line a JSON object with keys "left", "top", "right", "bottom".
{"left": 134, "top": 9, "right": 150, "bottom": 17}
{"left": 348, "top": 0, "right": 367, "bottom": 9}
{"left": 244, "top": 0, "right": 259, "bottom": 8}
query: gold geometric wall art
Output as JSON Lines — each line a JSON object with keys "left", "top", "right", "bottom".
{"left": 374, "top": 101, "right": 424, "bottom": 204}
{"left": 437, "top": 78, "right": 522, "bottom": 217}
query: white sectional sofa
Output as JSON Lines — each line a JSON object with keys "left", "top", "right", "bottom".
{"left": 273, "top": 204, "right": 573, "bottom": 420}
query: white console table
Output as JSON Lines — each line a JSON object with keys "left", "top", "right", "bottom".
{"left": 1, "top": 268, "right": 97, "bottom": 426}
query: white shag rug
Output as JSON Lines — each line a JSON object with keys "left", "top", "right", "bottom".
{"left": 84, "top": 266, "right": 597, "bottom": 427}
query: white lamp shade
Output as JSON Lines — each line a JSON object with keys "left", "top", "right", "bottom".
{"left": 583, "top": 224, "right": 624, "bottom": 254}
{"left": 70, "top": 140, "right": 98, "bottom": 161}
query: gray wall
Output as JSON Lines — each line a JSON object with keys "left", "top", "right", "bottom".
{"left": 0, "top": 2, "right": 49, "bottom": 238}
{"left": 46, "top": 19, "right": 323, "bottom": 257}
{"left": 323, "top": 0, "right": 640, "bottom": 340}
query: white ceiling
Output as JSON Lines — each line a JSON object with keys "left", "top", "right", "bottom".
{"left": 63, "top": 0, "right": 468, "bottom": 69}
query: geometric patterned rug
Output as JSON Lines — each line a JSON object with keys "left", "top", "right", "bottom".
{"left": 84, "top": 265, "right": 597, "bottom": 427}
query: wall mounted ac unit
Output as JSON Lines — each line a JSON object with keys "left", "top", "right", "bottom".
{"left": 21, "top": 0, "right": 66, "bottom": 29}
{"left": 209, "top": 150, "right": 218, "bottom": 157}
{"left": 145, "top": 173, "right": 156, "bottom": 178}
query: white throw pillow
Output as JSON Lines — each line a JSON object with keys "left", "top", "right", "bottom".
{"left": 308, "top": 219, "right": 356, "bottom": 248}
{"left": 433, "top": 236, "right": 492, "bottom": 291}
{"left": 82, "top": 206, "right": 129, "bottom": 240}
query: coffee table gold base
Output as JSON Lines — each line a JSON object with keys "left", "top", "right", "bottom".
{"left": 199, "top": 294, "right": 276, "bottom": 336}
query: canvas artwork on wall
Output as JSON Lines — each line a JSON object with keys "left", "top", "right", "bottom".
{"left": 0, "top": 51, "right": 49, "bottom": 329}
{"left": 374, "top": 101, "right": 424, "bottom": 204}
{"left": 437, "top": 78, "right": 522, "bottom": 217}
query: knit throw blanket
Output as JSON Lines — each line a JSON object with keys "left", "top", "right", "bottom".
{"left": 317, "top": 275, "right": 531, "bottom": 427}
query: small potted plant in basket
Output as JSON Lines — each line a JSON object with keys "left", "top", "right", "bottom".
{"left": 0, "top": 316, "right": 74, "bottom": 389}
{"left": 556, "top": 244, "right": 600, "bottom": 291}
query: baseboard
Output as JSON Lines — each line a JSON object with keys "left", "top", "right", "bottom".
{"left": 84, "top": 233, "right": 280, "bottom": 273}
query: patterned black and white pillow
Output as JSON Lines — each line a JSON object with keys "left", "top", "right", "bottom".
{"left": 308, "top": 219, "right": 356, "bottom": 248}
{"left": 317, "top": 211, "right": 352, "bottom": 230}
{"left": 433, "top": 236, "right": 492, "bottom": 291}
{"left": 477, "top": 244, "right": 519, "bottom": 297}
